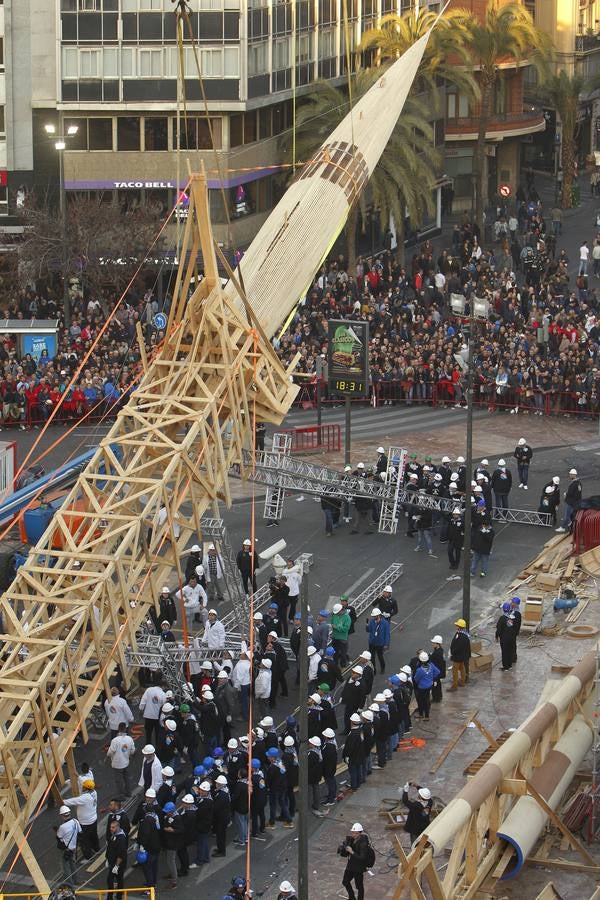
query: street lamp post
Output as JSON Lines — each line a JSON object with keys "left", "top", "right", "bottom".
{"left": 45, "top": 123, "right": 78, "bottom": 330}
{"left": 450, "top": 293, "right": 489, "bottom": 627}
{"left": 554, "top": 131, "right": 562, "bottom": 206}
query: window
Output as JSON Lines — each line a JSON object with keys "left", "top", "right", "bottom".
{"left": 138, "top": 0, "right": 164, "bottom": 8}
{"left": 79, "top": 0, "right": 100, "bottom": 9}
{"left": 139, "top": 48, "right": 163, "bottom": 77}
{"left": 244, "top": 111, "right": 257, "bottom": 143}
{"left": 64, "top": 118, "right": 87, "bottom": 150}
{"left": 144, "top": 117, "right": 168, "bottom": 150}
{"left": 447, "top": 92, "right": 469, "bottom": 119}
{"left": 248, "top": 41, "right": 268, "bottom": 76}
{"left": 0, "top": 39, "right": 4, "bottom": 69}
{"left": 296, "top": 33, "right": 311, "bottom": 63}
{"left": 117, "top": 117, "right": 140, "bottom": 150}
{"left": 494, "top": 74, "right": 508, "bottom": 116}
{"left": 0, "top": 108, "right": 5, "bottom": 136}
{"left": 319, "top": 27, "right": 335, "bottom": 59}
{"left": 230, "top": 114, "right": 243, "bottom": 147}
{"left": 121, "top": 47, "right": 135, "bottom": 77}
{"left": 62, "top": 47, "right": 78, "bottom": 79}
{"left": 178, "top": 117, "right": 222, "bottom": 150}
{"left": 80, "top": 49, "right": 100, "bottom": 77}
{"left": 198, "top": 0, "right": 222, "bottom": 7}
{"left": 88, "top": 118, "right": 113, "bottom": 150}
{"left": 259, "top": 106, "right": 272, "bottom": 139}
{"left": 103, "top": 47, "right": 118, "bottom": 78}
{"left": 273, "top": 37, "right": 290, "bottom": 70}
{"left": 224, "top": 47, "right": 239, "bottom": 77}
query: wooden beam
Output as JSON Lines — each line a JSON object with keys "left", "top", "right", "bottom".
{"left": 12, "top": 822, "right": 50, "bottom": 893}
{"left": 521, "top": 772, "right": 595, "bottom": 865}
{"left": 527, "top": 858, "right": 600, "bottom": 874}
{"left": 499, "top": 777, "right": 528, "bottom": 796}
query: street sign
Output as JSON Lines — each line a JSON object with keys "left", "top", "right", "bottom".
{"left": 327, "top": 319, "right": 369, "bottom": 397}
{"left": 153, "top": 312, "right": 167, "bottom": 330}
{"left": 499, "top": 183, "right": 511, "bottom": 198}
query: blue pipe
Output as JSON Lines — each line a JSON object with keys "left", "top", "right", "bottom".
{"left": 0, "top": 448, "right": 97, "bottom": 524}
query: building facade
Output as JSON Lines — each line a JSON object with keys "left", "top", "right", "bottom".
{"left": 3, "top": 0, "right": 445, "bottom": 251}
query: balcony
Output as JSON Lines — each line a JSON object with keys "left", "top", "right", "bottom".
{"left": 445, "top": 106, "right": 546, "bottom": 142}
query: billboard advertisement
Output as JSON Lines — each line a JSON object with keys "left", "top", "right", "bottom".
{"left": 327, "top": 319, "right": 369, "bottom": 397}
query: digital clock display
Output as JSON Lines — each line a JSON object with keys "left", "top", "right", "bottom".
{"left": 333, "top": 379, "right": 364, "bottom": 394}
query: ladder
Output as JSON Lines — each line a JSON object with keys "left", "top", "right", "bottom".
{"left": 200, "top": 517, "right": 249, "bottom": 630}
{"left": 378, "top": 447, "right": 407, "bottom": 534}
{"left": 263, "top": 432, "right": 292, "bottom": 520}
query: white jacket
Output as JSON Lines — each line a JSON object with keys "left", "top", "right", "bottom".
{"left": 284, "top": 565, "right": 302, "bottom": 597}
{"left": 202, "top": 619, "right": 226, "bottom": 650}
{"left": 188, "top": 636, "right": 205, "bottom": 676}
{"left": 104, "top": 695, "right": 134, "bottom": 731}
{"left": 308, "top": 653, "right": 320, "bottom": 681}
{"left": 65, "top": 790, "right": 97, "bottom": 825}
{"left": 232, "top": 658, "right": 251, "bottom": 688}
{"left": 139, "top": 686, "right": 166, "bottom": 720}
{"left": 138, "top": 754, "right": 163, "bottom": 790}
{"left": 176, "top": 582, "right": 207, "bottom": 612}
{"left": 204, "top": 553, "right": 224, "bottom": 582}
{"left": 107, "top": 733, "right": 136, "bottom": 770}
{"left": 254, "top": 669, "right": 272, "bottom": 699}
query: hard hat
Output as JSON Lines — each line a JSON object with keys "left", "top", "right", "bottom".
{"left": 161, "top": 586, "right": 170, "bottom": 594}
{"left": 279, "top": 882, "right": 294, "bottom": 894}
{"left": 552, "top": 476, "right": 560, "bottom": 484}
{"left": 389, "top": 674, "right": 400, "bottom": 685}
{"left": 162, "top": 766, "right": 174, "bottom": 777}
{"left": 357, "top": 462, "right": 365, "bottom": 469}
{"left": 179, "top": 703, "right": 191, "bottom": 712}
{"left": 195, "top": 564, "right": 204, "bottom": 576}
{"left": 254, "top": 612, "right": 263, "bottom": 620}
{"left": 450, "top": 473, "right": 459, "bottom": 482}
{"left": 191, "top": 544, "right": 201, "bottom": 552}
{"left": 163, "top": 802, "right": 176, "bottom": 813}
{"left": 377, "top": 446, "right": 385, "bottom": 454}
{"left": 352, "top": 665, "right": 363, "bottom": 675}
{"left": 569, "top": 468, "right": 578, "bottom": 475}
{"left": 452, "top": 507, "right": 462, "bottom": 515}
{"left": 165, "top": 719, "right": 177, "bottom": 732}
{"left": 498, "top": 458, "right": 506, "bottom": 466}
{"left": 60, "top": 805, "right": 71, "bottom": 815}
{"left": 418, "top": 787, "right": 432, "bottom": 801}
{"left": 243, "top": 538, "right": 251, "bottom": 545}
{"left": 480, "top": 458, "right": 489, "bottom": 466}
{"left": 371, "top": 607, "right": 382, "bottom": 616}
{"left": 145, "top": 788, "right": 156, "bottom": 798}
{"left": 232, "top": 878, "right": 247, "bottom": 890}
{"left": 456, "top": 456, "right": 465, "bottom": 464}
{"left": 268, "top": 630, "right": 279, "bottom": 637}
{"left": 193, "top": 765, "right": 205, "bottom": 776}
{"left": 215, "top": 774, "right": 228, "bottom": 786}
{"left": 351, "top": 823, "right": 364, "bottom": 832}
{"left": 201, "top": 661, "right": 213, "bottom": 670}
{"left": 228, "top": 738, "right": 239, "bottom": 750}
{"left": 374, "top": 692, "right": 386, "bottom": 702}
{"left": 431, "top": 635, "right": 443, "bottom": 644}
{"left": 208, "top": 608, "right": 218, "bottom": 616}
{"left": 434, "top": 473, "right": 442, "bottom": 481}
{"left": 251, "top": 758, "right": 262, "bottom": 768}
{"left": 512, "top": 597, "right": 521, "bottom": 605}
{"left": 142, "top": 744, "right": 155, "bottom": 755}
{"left": 419, "top": 652, "right": 429, "bottom": 662}
{"left": 308, "top": 736, "right": 321, "bottom": 747}
{"left": 318, "top": 609, "right": 329, "bottom": 617}
{"left": 332, "top": 603, "right": 343, "bottom": 613}
{"left": 474, "top": 486, "right": 483, "bottom": 493}
{"left": 307, "top": 646, "right": 317, "bottom": 656}
{"left": 325, "top": 646, "right": 336, "bottom": 657}
{"left": 199, "top": 781, "right": 212, "bottom": 791}
{"left": 455, "top": 618, "right": 467, "bottom": 628}
{"left": 161, "top": 620, "right": 171, "bottom": 627}
{"left": 401, "top": 665, "right": 412, "bottom": 675}
{"left": 261, "top": 658, "right": 272, "bottom": 668}
{"left": 217, "top": 670, "right": 229, "bottom": 679}
{"left": 383, "top": 688, "right": 393, "bottom": 699}
{"left": 182, "top": 793, "right": 195, "bottom": 804}
{"left": 284, "top": 735, "right": 295, "bottom": 747}
{"left": 203, "top": 756, "right": 215, "bottom": 768}
{"left": 409, "top": 473, "right": 418, "bottom": 480}
{"left": 260, "top": 716, "right": 274, "bottom": 727}
{"left": 518, "top": 438, "right": 526, "bottom": 446}
{"left": 162, "top": 702, "right": 174, "bottom": 713}
{"left": 344, "top": 465, "right": 352, "bottom": 472}
{"left": 360, "top": 650, "right": 372, "bottom": 660}
{"left": 82, "top": 779, "right": 95, "bottom": 789}
{"left": 322, "top": 727, "right": 335, "bottom": 738}
{"left": 442, "top": 456, "right": 451, "bottom": 463}
{"left": 383, "top": 585, "right": 393, "bottom": 593}
{"left": 398, "top": 672, "right": 408, "bottom": 682}
{"left": 361, "top": 709, "right": 374, "bottom": 721}
{"left": 502, "top": 601, "right": 512, "bottom": 612}
{"left": 309, "top": 692, "right": 321, "bottom": 703}
{"left": 266, "top": 747, "right": 280, "bottom": 758}
{"left": 350, "top": 713, "right": 361, "bottom": 724}
{"left": 369, "top": 703, "right": 379, "bottom": 712}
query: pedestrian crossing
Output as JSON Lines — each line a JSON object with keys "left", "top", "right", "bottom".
{"left": 281, "top": 403, "right": 489, "bottom": 440}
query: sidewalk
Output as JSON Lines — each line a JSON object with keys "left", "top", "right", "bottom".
{"left": 260, "top": 560, "right": 600, "bottom": 899}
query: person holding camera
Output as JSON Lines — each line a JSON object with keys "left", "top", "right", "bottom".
{"left": 338, "top": 822, "right": 374, "bottom": 900}
{"left": 55, "top": 806, "right": 82, "bottom": 888}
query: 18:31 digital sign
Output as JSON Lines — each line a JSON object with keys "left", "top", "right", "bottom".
{"left": 327, "top": 320, "right": 369, "bottom": 397}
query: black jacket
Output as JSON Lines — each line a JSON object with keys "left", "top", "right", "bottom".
{"left": 137, "top": 809, "right": 162, "bottom": 853}
{"left": 514, "top": 443, "right": 533, "bottom": 464}
{"left": 307, "top": 749, "right": 322, "bottom": 785}
{"left": 402, "top": 791, "right": 432, "bottom": 837}
{"left": 321, "top": 741, "right": 338, "bottom": 778}
{"left": 342, "top": 729, "right": 365, "bottom": 766}
{"left": 342, "top": 677, "right": 365, "bottom": 712}
{"left": 450, "top": 631, "right": 471, "bottom": 662}
{"left": 472, "top": 526, "right": 494, "bottom": 555}
{"left": 491, "top": 468, "right": 512, "bottom": 495}
{"left": 106, "top": 810, "right": 131, "bottom": 842}
{"left": 339, "top": 833, "right": 370, "bottom": 873}
{"left": 236, "top": 549, "right": 259, "bottom": 575}
{"left": 161, "top": 811, "right": 185, "bottom": 850}
{"left": 212, "top": 790, "right": 231, "bottom": 827}
{"left": 496, "top": 613, "right": 516, "bottom": 644}
{"left": 230, "top": 779, "right": 250, "bottom": 815}
{"left": 106, "top": 829, "right": 128, "bottom": 867}
{"left": 430, "top": 647, "right": 446, "bottom": 679}
{"left": 195, "top": 796, "right": 213, "bottom": 834}
{"left": 565, "top": 478, "right": 582, "bottom": 507}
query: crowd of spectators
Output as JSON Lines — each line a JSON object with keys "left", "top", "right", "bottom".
{"left": 0, "top": 285, "right": 159, "bottom": 429}
{"left": 275, "top": 197, "right": 600, "bottom": 419}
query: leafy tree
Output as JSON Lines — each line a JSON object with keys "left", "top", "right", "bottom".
{"left": 455, "top": 0, "right": 553, "bottom": 230}
{"left": 542, "top": 70, "right": 600, "bottom": 208}
{"left": 292, "top": 70, "right": 441, "bottom": 270}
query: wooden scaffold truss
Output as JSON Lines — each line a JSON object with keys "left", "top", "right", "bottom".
{"left": 0, "top": 173, "right": 298, "bottom": 891}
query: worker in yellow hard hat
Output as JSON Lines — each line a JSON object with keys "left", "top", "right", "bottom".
{"left": 448, "top": 619, "right": 471, "bottom": 691}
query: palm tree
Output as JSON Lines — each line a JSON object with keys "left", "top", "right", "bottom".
{"left": 292, "top": 70, "right": 441, "bottom": 270}
{"left": 542, "top": 70, "right": 600, "bottom": 208}
{"left": 358, "top": 7, "right": 477, "bottom": 108}
{"left": 455, "top": 1, "right": 553, "bottom": 231}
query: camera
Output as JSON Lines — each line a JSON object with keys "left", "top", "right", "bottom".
{"left": 337, "top": 836, "right": 352, "bottom": 856}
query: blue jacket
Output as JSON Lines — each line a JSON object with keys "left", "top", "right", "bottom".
{"left": 413, "top": 662, "right": 440, "bottom": 690}
{"left": 367, "top": 617, "right": 390, "bottom": 648}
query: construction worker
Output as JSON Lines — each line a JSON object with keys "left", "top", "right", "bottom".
{"left": 366, "top": 607, "right": 390, "bottom": 674}
{"left": 514, "top": 437, "right": 533, "bottom": 490}
{"left": 338, "top": 822, "right": 372, "bottom": 900}
{"left": 496, "top": 601, "right": 517, "bottom": 671}
{"left": 447, "top": 508, "right": 464, "bottom": 571}
{"left": 277, "top": 880, "right": 298, "bottom": 900}
{"left": 106, "top": 818, "right": 128, "bottom": 900}
{"left": 107, "top": 721, "right": 136, "bottom": 798}
{"left": 64, "top": 779, "right": 99, "bottom": 859}
{"left": 236, "top": 538, "right": 259, "bottom": 594}
{"left": 104, "top": 686, "right": 134, "bottom": 739}
{"left": 401, "top": 783, "right": 433, "bottom": 845}
{"left": 556, "top": 468, "right": 582, "bottom": 533}
{"left": 56, "top": 806, "right": 82, "bottom": 887}
{"left": 429, "top": 636, "right": 446, "bottom": 702}
{"left": 448, "top": 619, "right": 471, "bottom": 690}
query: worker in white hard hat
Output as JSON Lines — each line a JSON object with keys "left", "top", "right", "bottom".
{"left": 57, "top": 805, "right": 82, "bottom": 886}
{"left": 514, "top": 436, "right": 533, "bottom": 490}
{"left": 204, "top": 543, "right": 225, "bottom": 603}
{"left": 139, "top": 682, "right": 167, "bottom": 745}
{"left": 401, "top": 782, "right": 433, "bottom": 844}
{"left": 491, "top": 457, "right": 512, "bottom": 519}
{"left": 539, "top": 476, "right": 560, "bottom": 525}
{"left": 374, "top": 584, "right": 398, "bottom": 619}
{"left": 185, "top": 543, "right": 203, "bottom": 581}
{"left": 429, "top": 635, "right": 446, "bottom": 703}
{"left": 156, "top": 585, "right": 177, "bottom": 630}
{"left": 236, "top": 538, "right": 259, "bottom": 595}
{"left": 338, "top": 822, "right": 372, "bottom": 900}
{"left": 277, "top": 879, "right": 298, "bottom": 900}
{"left": 367, "top": 607, "right": 390, "bottom": 675}
{"left": 375, "top": 446, "right": 387, "bottom": 476}
{"left": 556, "top": 468, "right": 582, "bottom": 533}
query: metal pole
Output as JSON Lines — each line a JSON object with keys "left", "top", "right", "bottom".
{"left": 316, "top": 356, "right": 323, "bottom": 438}
{"left": 297, "top": 571, "right": 309, "bottom": 900}
{"left": 344, "top": 396, "right": 351, "bottom": 465}
{"left": 462, "top": 313, "right": 474, "bottom": 624}
{"left": 60, "top": 149, "right": 71, "bottom": 331}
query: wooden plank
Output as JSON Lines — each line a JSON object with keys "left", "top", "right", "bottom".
{"left": 535, "top": 885, "right": 564, "bottom": 900}
{"left": 391, "top": 834, "right": 428, "bottom": 900}
{"left": 566, "top": 598, "right": 588, "bottom": 624}
{"left": 563, "top": 557, "right": 576, "bottom": 579}
{"left": 523, "top": 775, "right": 595, "bottom": 865}
{"left": 527, "top": 857, "right": 600, "bottom": 874}
{"left": 429, "top": 708, "right": 479, "bottom": 774}
{"left": 499, "top": 777, "right": 528, "bottom": 796}
{"left": 492, "top": 842, "right": 515, "bottom": 880}
{"left": 472, "top": 715, "right": 498, "bottom": 748}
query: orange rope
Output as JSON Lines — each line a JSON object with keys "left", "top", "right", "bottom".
{"left": 0, "top": 312, "right": 256, "bottom": 888}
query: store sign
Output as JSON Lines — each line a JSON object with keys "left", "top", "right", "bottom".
{"left": 327, "top": 319, "right": 369, "bottom": 397}
{"left": 114, "top": 180, "right": 176, "bottom": 189}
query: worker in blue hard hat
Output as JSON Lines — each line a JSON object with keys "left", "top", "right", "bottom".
{"left": 495, "top": 601, "right": 516, "bottom": 671}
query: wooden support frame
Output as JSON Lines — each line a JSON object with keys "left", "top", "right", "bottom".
{"left": 0, "top": 171, "right": 299, "bottom": 892}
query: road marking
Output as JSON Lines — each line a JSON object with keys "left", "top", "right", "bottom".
{"left": 344, "top": 568, "right": 375, "bottom": 596}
